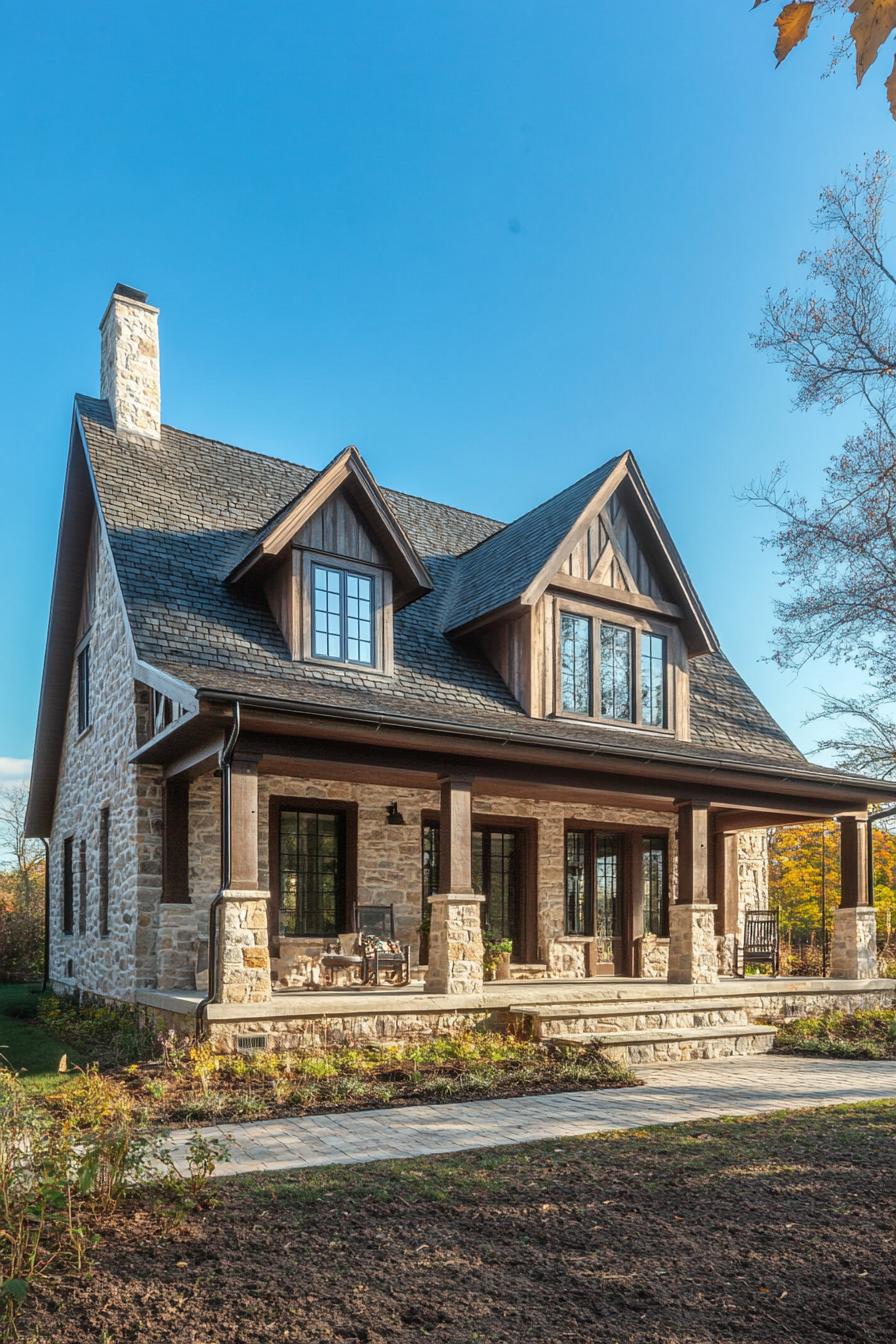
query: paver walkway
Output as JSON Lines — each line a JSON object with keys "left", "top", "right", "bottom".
{"left": 164, "top": 1055, "right": 896, "bottom": 1178}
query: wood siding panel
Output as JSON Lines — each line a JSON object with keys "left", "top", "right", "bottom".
{"left": 294, "top": 492, "right": 386, "bottom": 566}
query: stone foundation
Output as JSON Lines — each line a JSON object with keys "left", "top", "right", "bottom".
{"left": 667, "top": 903, "right": 719, "bottom": 984}
{"left": 830, "top": 907, "right": 878, "bottom": 980}
{"left": 637, "top": 934, "right": 670, "bottom": 979}
{"left": 425, "top": 894, "right": 486, "bottom": 994}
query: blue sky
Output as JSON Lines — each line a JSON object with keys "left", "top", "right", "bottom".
{"left": 0, "top": 2, "right": 890, "bottom": 786}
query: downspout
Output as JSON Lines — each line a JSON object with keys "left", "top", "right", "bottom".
{"left": 41, "top": 838, "right": 50, "bottom": 992}
{"left": 195, "top": 701, "right": 241, "bottom": 1036}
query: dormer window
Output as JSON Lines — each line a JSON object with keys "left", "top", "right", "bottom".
{"left": 312, "top": 564, "right": 375, "bottom": 666}
{"left": 559, "top": 605, "right": 670, "bottom": 731}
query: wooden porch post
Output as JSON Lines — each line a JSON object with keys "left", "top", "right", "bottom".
{"left": 668, "top": 801, "right": 719, "bottom": 984}
{"left": 711, "top": 828, "right": 740, "bottom": 978}
{"left": 438, "top": 776, "right": 474, "bottom": 895}
{"left": 831, "top": 814, "right": 877, "bottom": 979}
{"left": 425, "top": 776, "right": 485, "bottom": 995}
{"left": 217, "top": 752, "right": 271, "bottom": 1005}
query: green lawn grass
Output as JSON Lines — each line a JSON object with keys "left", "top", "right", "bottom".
{"left": 0, "top": 982, "right": 84, "bottom": 1091}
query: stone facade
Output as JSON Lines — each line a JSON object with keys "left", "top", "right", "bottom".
{"left": 47, "top": 522, "right": 165, "bottom": 1001}
{"left": 217, "top": 891, "right": 272, "bottom": 1004}
{"left": 637, "top": 934, "right": 670, "bottom": 978}
{"left": 425, "top": 895, "right": 485, "bottom": 994}
{"left": 667, "top": 903, "right": 719, "bottom": 985}
{"left": 830, "top": 906, "right": 878, "bottom": 980}
{"left": 99, "top": 289, "right": 161, "bottom": 440}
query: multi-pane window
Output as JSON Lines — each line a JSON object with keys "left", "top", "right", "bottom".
{"left": 99, "top": 807, "right": 110, "bottom": 937}
{"left": 558, "top": 613, "right": 668, "bottom": 729}
{"left": 422, "top": 822, "right": 440, "bottom": 905}
{"left": 565, "top": 830, "right": 588, "bottom": 934}
{"left": 77, "top": 643, "right": 91, "bottom": 733}
{"left": 641, "top": 633, "right": 666, "bottom": 728}
{"left": 312, "top": 565, "right": 374, "bottom": 665}
{"left": 422, "top": 821, "right": 521, "bottom": 952}
{"left": 279, "top": 807, "right": 344, "bottom": 937}
{"left": 600, "top": 624, "right": 633, "bottom": 722}
{"left": 564, "top": 829, "right": 623, "bottom": 938}
{"left": 62, "top": 836, "right": 74, "bottom": 934}
{"left": 643, "top": 836, "right": 668, "bottom": 936}
{"left": 560, "top": 612, "right": 592, "bottom": 714}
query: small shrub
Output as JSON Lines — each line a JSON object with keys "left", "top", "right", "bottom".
{"left": 774, "top": 1008, "right": 896, "bottom": 1060}
{"left": 37, "top": 993, "right": 162, "bottom": 1069}
{"left": 0, "top": 910, "right": 43, "bottom": 982}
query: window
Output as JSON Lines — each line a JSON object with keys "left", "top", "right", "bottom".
{"left": 600, "top": 624, "right": 633, "bottom": 722}
{"left": 77, "top": 642, "right": 91, "bottom": 733}
{"left": 62, "top": 837, "right": 74, "bottom": 934}
{"left": 560, "top": 612, "right": 592, "bottom": 714}
{"left": 422, "top": 822, "right": 440, "bottom": 904}
{"left": 422, "top": 821, "right": 523, "bottom": 952}
{"left": 641, "top": 633, "right": 666, "bottom": 728}
{"left": 557, "top": 611, "right": 670, "bottom": 730}
{"left": 78, "top": 840, "right": 87, "bottom": 935}
{"left": 312, "top": 564, "right": 374, "bottom": 665}
{"left": 643, "top": 836, "right": 668, "bottom": 936}
{"left": 565, "top": 830, "right": 588, "bottom": 934}
{"left": 99, "top": 808, "right": 110, "bottom": 936}
{"left": 564, "top": 829, "right": 623, "bottom": 938}
{"left": 279, "top": 807, "right": 345, "bottom": 937}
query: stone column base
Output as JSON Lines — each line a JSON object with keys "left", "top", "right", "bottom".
{"left": 667, "top": 902, "right": 719, "bottom": 984}
{"left": 216, "top": 889, "right": 272, "bottom": 1004}
{"left": 830, "top": 906, "right": 878, "bottom": 980}
{"left": 425, "top": 894, "right": 486, "bottom": 995}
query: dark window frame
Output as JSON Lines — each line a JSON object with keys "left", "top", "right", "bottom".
{"left": 311, "top": 562, "right": 376, "bottom": 667}
{"left": 268, "top": 796, "right": 358, "bottom": 945}
{"left": 78, "top": 839, "right": 87, "bottom": 935}
{"left": 62, "top": 835, "right": 74, "bottom": 935}
{"left": 642, "top": 834, "right": 669, "bottom": 937}
{"left": 559, "top": 611, "right": 593, "bottom": 716}
{"left": 555, "top": 602, "right": 672, "bottom": 734}
{"left": 76, "top": 638, "right": 91, "bottom": 735}
{"left": 99, "top": 806, "right": 111, "bottom": 936}
{"left": 640, "top": 631, "right": 667, "bottom": 729}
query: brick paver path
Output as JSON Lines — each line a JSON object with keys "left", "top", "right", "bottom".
{"left": 164, "top": 1055, "right": 896, "bottom": 1178}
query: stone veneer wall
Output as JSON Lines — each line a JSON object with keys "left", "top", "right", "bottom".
{"left": 179, "top": 775, "right": 682, "bottom": 988}
{"left": 48, "top": 526, "right": 164, "bottom": 1001}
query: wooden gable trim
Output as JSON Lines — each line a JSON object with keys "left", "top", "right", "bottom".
{"left": 547, "top": 572, "right": 683, "bottom": 621}
{"left": 516, "top": 452, "right": 718, "bottom": 657}
{"left": 226, "top": 445, "right": 432, "bottom": 608}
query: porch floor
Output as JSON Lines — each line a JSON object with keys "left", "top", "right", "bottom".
{"left": 137, "top": 975, "right": 896, "bottom": 1024}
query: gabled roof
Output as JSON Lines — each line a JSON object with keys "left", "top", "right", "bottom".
{"left": 226, "top": 443, "right": 432, "bottom": 607}
{"left": 445, "top": 450, "right": 719, "bottom": 655}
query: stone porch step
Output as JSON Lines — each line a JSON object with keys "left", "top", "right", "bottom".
{"left": 512, "top": 997, "right": 751, "bottom": 1037}
{"left": 545, "top": 1023, "right": 777, "bottom": 1066}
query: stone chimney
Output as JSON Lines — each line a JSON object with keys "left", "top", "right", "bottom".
{"left": 99, "top": 284, "right": 161, "bottom": 440}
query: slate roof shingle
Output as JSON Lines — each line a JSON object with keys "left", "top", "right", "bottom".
{"left": 75, "top": 394, "right": 808, "bottom": 772}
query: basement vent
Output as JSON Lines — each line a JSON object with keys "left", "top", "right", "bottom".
{"left": 236, "top": 1034, "right": 269, "bottom": 1055}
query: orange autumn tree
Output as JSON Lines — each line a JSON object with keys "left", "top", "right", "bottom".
{"left": 768, "top": 820, "right": 896, "bottom": 943}
{"left": 754, "top": 0, "right": 896, "bottom": 119}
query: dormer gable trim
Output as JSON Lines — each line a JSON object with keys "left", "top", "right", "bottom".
{"left": 226, "top": 445, "right": 433, "bottom": 609}
{"left": 448, "top": 451, "right": 719, "bottom": 657}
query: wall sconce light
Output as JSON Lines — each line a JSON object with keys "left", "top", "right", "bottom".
{"left": 386, "top": 801, "right": 405, "bottom": 826}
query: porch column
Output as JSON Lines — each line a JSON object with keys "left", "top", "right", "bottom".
{"left": 831, "top": 814, "right": 877, "bottom": 979}
{"left": 216, "top": 752, "right": 271, "bottom": 1005}
{"left": 668, "top": 801, "right": 719, "bottom": 984}
{"left": 712, "top": 829, "right": 739, "bottom": 976}
{"left": 425, "top": 776, "right": 485, "bottom": 995}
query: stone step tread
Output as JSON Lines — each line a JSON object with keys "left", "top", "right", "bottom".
{"left": 546, "top": 1024, "right": 777, "bottom": 1047}
{"left": 511, "top": 998, "right": 751, "bottom": 1021}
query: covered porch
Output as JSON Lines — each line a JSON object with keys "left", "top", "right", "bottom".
{"left": 137, "top": 696, "right": 892, "bottom": 1012}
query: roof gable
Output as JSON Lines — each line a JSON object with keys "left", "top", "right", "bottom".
{"left": 446, "top": 451, "right": 719, "bottom": 655}
{"left": 226, "top": 445, "right": 432, "bottom": 609}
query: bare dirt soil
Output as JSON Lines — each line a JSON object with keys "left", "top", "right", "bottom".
{"left": 25, "top": 1102, "right": 896, "bottom": 1344}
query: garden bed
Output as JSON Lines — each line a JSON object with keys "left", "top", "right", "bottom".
{"left": 22, "top": 1101, "right": 896, "bottom": 1343}
{"left": 773, "top": 1007, "right": 896, "bottom": 1060}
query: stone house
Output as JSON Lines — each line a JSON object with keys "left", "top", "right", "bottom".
{"left": 25, "top": 285, "right": 895, "bottom": 1054}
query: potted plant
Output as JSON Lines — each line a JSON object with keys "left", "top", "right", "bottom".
{"left": 483, "top": 931, "right": 513, "bottom": 981}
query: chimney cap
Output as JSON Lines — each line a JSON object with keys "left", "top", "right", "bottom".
{"left": 112, "top": 283, "right": 149, "bottom": 304}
